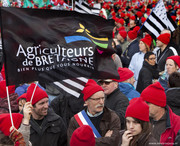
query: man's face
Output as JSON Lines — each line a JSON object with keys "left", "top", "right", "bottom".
{"left": 98, "top": 80, "right": 118, "bottom": 95}
{"left": 117, "top": 33, "right": 123, "bottom": 42}
{"left": 32, "top": 97, "right": 49, "bottom": 120}
{"left": 156, "top": 39, "right": 164, "bottom": 48}
{"left": 85, "top": 91, "right": 105, "bottom": 115}
{"left": 129, "top": 76, "right": 135, "bottom": 85}
{"left": 129, "top": 20, "right": 136, "bottom": 29}
{"left": 146, "top": 102, "right": 159, "bottom": 119}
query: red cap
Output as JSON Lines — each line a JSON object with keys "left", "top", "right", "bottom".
{"left": 141, "top": 82, "right": 166, "bottom": 107}
{"left": 136, "top": 11, "right": 143, "bottom": 18}
{"left": 17, "top": 93, "right": 27, "bottom": 103}
{"left": 121, "top": 12, "right": 125, "bottom": 18}
{"left": 0, "top": 80, "right": 15, "bottom": 98}
{"left": 140, "top": 34, "right": 152, "bottom": 48}
{"left": 82, "top": 79, "right": 104, "bottom": 101}
{"left": 141, "top": 17, "right": 146, "bottom": 23}
{"left": 119, "top": 30, "right": 127, "bottom": 39}
{"left": 128, "top": 30, "right": 137, "bottom": 40}
{"left": 0, "top": 113, "right": 23, "bottom": 136}
{"left": 117, "top": 18, "right": 124, "bottom": 25}
{"left": 125, "top": 98, "right": 149, "bottom": 122}
{"left": 70, "top": 125, "right": 95, "bottom": 146}
{"left": 26, "top": 83, "right": 48, "bottom": 105}
{"left": 157, "top": 33, "right": 170, "bottom": 45}
{"left": 130, "top": 16, "right": 136, "bottom": 20}
{"left": 166, "top": 55, "right": 180, "bottom": 68}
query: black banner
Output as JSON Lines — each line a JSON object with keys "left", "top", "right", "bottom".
{"left": 0, "top": 7, "right": 119, "bottom": 85}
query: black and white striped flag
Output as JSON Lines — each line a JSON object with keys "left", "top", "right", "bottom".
{"left": 74, "top": 0, "right": 101, "bottom": 16}
{"left": 52, "top": 77, "right": 88, "bottom": 98}
{"left": 142, "top": 0, "right": 177, "bottom": 38}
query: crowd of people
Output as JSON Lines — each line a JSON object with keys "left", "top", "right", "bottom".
{"left": 0, "top": 0, "right": 180, "bottom": 146}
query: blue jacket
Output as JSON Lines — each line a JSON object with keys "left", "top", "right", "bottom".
{"left": 119, "top": 82, "right": 140, "bottom": 101}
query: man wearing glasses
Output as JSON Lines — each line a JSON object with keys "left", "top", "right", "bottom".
{"left": 67, "top": 79, "right": 121, "bottom": 146}
{"left": 97, "top": 79, "right": 129, "bottom": 130}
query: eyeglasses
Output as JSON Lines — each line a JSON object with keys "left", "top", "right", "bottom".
{"left": 89, "top": 97, "right": 105, "bottom": 101}
{"left": 97, "top": 81, "right": 113, "bottom": 86}
{"left": 148, "top": 57, "right": 156, "bottom": 60}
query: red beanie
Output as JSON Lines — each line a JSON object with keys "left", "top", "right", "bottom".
{"left": 141, "top": 82, "right": 166, "bottom": 107}
{"left": 119, "top": 30, "right": 127, "bottom": 39}
{"left": 118, "top": 26, "right": 126, "bottom": 31}
{"left": 26, "top": 83, "right": 48, "bottom": 105}
{"left": 70, "top": 125, "right": 95, "bottom": 146}
{"left": 114, "top": 67, "right": 134, "bottom": 82}
{"left": 0, "top": 113, "right": 23, "bottom": 136}
{"left": 140, "top": 34, "right": 152, "bottom": 48}
{"left": 128, "top": 30, "right": 137, "bottom": 40}
{"left": 125, "top": 98, "right": 149, "bottom": 122}
{"left": 166, "top": 55, "right": 180, "bottom": 68}
{"left": 121, "top": 12, "right": 125, "bottom": 18}
{"left": 136, "top": 11, "right": 143, "bottom": 18}
{"left": 157, "top": 33, "right": 170, "bottom": 45}
{"left": 141, "top": 17, "right": 146, "bottom": 23}
{"left": 17, "top": 93, "right": 27, "bottom": 103}
{"left": 82, "top": 79, "right": 104, "bottom": 101}
{"left": 117, "top": 18, "right": 124, "bottom": 25}
{"left": 130, "top": 16, "right": 136, "bottom": 20}
{"left": 0, "top": 80, "right": 15, "bottom": 98}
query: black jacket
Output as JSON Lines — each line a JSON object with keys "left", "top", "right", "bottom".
{"left": 30, "top": 108, "right": 67, "bottom": 146}
{"left": 156, "top": 45, "right": 177, "bottom": 72}
{"left": 166, "top": 87, "right": 180, "bottom": 116}
{"left": 105, "top": 88, "right": 129, "bottom": 129}
{"left": 136, "top": 61, "right": 159, "bottom": 93}
{"left": 121, "top": 39, "right": 139, "bottom": 67}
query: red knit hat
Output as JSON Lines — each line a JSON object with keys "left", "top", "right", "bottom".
{"left": 17, "top": 93, "right": 27, "bottom": 103}
{"left": 70, "top": 125, "right": 95, "bottom": 146}
{"left": 117, "top": 18, "right": 124, "bottom": 25}
{"left": 119, "top": 30, "right": 127, "bottom": 39}
{"left": 118, "top": 26, "right": 126, "bottom": 31}
{"left": 141, "top": 82, "right": 166, "bottom": 107}
{"left": 157, "top": 33, "right": 171, "bottom": 45}
{"left": 136, "top": 11, "right": 143, "bottom": 18}
{"left": 114, "top": 67, "right": 134, "bottom": 82}
{"left": 141, "top": 17, "right": 146, "bottom": 23}
{"left": 166, "top": 55, "right": 180, "bottom": 68}
{"left": 140, "top": 34, "right": 152, "bottom": 48}
{"left": 26, "top": 83, "right": 48, "bottom": 105}
{"left": 125, "top": 98, "right": 149, "bottom": 122}
{"left": 82, "top": 79, "right": 104, "bottom": 101}
{"left": 128, "top": 30, "right": 137, "bottom": 40}
{"left": 0, "top": 113, "right": 23, "bottom": 136}
{"left": 0, "top": 80, "right": 15, "bottom": 98}
{"left": 130, "top": 16, "right": 136, "bottom": 20}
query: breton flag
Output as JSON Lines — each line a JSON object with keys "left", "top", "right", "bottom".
{"left": 74, "top": 0, "right": 101, "bottom": 16}
{"left": 142, "top": 0, "right": 177, "bottom": 38}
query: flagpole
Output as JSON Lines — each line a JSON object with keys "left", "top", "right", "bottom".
{"left": 6, "top": 86, "right": 14, "bottom": 128}
{"left": 72, "top": 0, "right": 73, "bottom": 10}
{"left": 30, "top": 82, "right": 38, "bottom": 103}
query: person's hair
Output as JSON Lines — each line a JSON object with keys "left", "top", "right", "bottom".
{"left": 168, "top": 72, "right": 180, "bottom": 87}
{"left": 127, "top": 118, "right": 152, "bottom": 146}
{"left": 144, "top": 51, "right": 154, "bottom": 60}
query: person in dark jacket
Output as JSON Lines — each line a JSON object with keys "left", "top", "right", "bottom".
{"left": 166, "top": 72, "right": 180, "bottom": 116}
{"left": 26, "top": 83, "right": 67, "bottom": 146}
{"left": 98, "top": 79, "right": 129, "bottom": 129}
{"left": 156, "top": 33, "right": 178, "bottom": 72}
{"left": 141, "top": 82, "right": 180, "bottom": 145}
{"left": 137, "top": 52, "right": 159, "bottom": 93}
{"left": 119, "top": 98, "right": 159, "bottom": 146}
{"left": 121, "top": 26, "right": 140, "bottom": 67}
{"left": 67, "top": 79, "right": 121, "bottom": 146}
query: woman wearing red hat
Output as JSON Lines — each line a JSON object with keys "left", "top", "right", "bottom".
{"left": 119, "top": 98, "right": 159, "bottom": 146}
{"left": 129, "top": 34, "right": 152, "bottom": 88}
{"left": 159, "top": 55, "right": 180, "bottom": 91}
